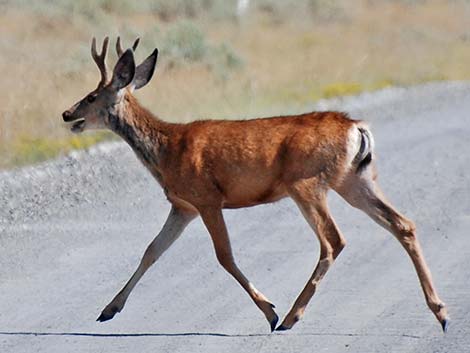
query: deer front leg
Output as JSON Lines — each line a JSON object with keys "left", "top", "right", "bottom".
{"left": 199, "top": 207, "right": 279, "bottom": 332}
{"left": 97, "top": 206, "right": 196, "bottom": 322}
{"left": 277, "top": 185, "right": 345, "bottom": 331}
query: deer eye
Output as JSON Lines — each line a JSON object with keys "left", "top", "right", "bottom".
{"left": 86, "top": 95, "right": 96, "bottom": 103}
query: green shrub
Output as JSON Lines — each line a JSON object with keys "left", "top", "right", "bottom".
{"left": 208, "top": 43, "right": 244, "bottom": 80}
{"left": 160, "top": 21, "right": 243, "bottom": 77}
{"left": 308, "top": 0, "right": 346, "bottom": 21}
{"left": 322, "top": 82, "right": 363, "bottom": 98}
{"left": 12, "top": 132, "right": 112, "bottom": 166}
{"left": 148, "top": 0, "right": 236, "bottom": 21}
{"left": 162, "top": 21, "right": 208, "bottom": 63}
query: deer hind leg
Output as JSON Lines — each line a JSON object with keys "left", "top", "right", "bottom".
{"left": 336, "top": 168, "right": 449, "bottom": 332}
{"left": 199, "top": 207, "right": 279, "bottom": 332}
{"left": 277, "top": 181, "right": 346, "bottom": 331}
{"left": 97, "top": 206, "right": 196, "bottom": 322}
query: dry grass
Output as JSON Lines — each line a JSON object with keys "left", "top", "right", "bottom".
{"left": 1, "top": 0, "right": 470, "bottom": 168}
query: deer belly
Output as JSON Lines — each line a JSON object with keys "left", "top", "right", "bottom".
{"left": 221, "top": 175, "right": 287, "bottom": 208}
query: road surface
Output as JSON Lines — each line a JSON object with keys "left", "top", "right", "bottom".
{"left": 1, "top": 82, "right": 469, "bottom": 352}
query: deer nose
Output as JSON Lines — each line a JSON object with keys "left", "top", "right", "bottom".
{"left": 62, "top": 110, "right": 72, "bottom": 122}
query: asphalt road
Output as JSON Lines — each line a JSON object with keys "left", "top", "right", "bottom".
{"left": 1, "top": 82, "right": 469, "bottom": 352}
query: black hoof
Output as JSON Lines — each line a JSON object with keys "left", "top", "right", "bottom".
{"left": 275, "top": 324, "right": 290, "bottom": 331}
{"left": 96, "top": 306, "right": 119, "bottom": 322}
{"left": 270, "top": 314, "right": 279, "bottom": 333}
{"left": 97, "top": 312, "right": 114, "bottom": 322}
{"left": 441, "top": 318, "right": 449, "bottom": 333}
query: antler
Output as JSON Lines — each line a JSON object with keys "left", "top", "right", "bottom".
{"left": 116, "top": 36, "right": 140, "bottom": 58}
{"left": 91, "top": 36, "right": 109, "bottom": 86}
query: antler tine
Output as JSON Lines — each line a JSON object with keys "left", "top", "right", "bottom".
{"left": 116, "top": 36, "right": 124, "bottom": 58}
{"left": 91, "top": 36, "right": 109, "bottom": 85}
{"left": 132, "top": 37, "right": 140, "bottom": 51}
{"left": 116, "top": 36, "right": 140, "bottom": 58}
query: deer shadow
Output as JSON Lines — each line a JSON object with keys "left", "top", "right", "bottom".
{"left": 0, "top": 331, "right": 270, "bottom": 338}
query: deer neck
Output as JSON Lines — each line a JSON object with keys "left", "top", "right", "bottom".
{"left": 108, "top": 93, "right": 167, "bottom": 168}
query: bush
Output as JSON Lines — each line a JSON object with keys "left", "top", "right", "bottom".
{"left": 308, "top": 0, "right": 346, "bottom": 21}
{"left": 162, "top": 21, "right": 208, "bottom": 63}
{"left": 148, "top": 0, "right": 236, "bottom": 21}
{"left": 159, "top": 21, "right": 243, "bottom": 77}
{"left": 322, "top": 82, "right": 363, "bottom": 98}
{"left": 12, "top": 133, "right": 111, "bottom": 166}
{"left": 208, "top": 43, "right": 244, "bottom": 80}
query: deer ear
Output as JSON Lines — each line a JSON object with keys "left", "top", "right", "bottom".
{"left": 111, "top": 49, "right": 135, "bottom": 90}
{"left": 132, "top": 49, "right": 158, "bottom": 90}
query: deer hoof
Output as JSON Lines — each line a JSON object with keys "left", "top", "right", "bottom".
{"left": 96, "top": 306, "right": 119, "bottom": 322}
{"left": 441, "top": 318, "right": 449, "bottom": 333}
{"left": 96, "top": 311, "right": 115, "bottom": 322}
{"left": 270, "top": 314, "right": 279, "bottom": 332}
{"left": 275, "top": 324, "right": 291, "bottom": 331}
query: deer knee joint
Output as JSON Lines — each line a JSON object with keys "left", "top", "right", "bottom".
{"left": 427, "top": 299, "right": 445, "bottom": 311}
{"left": 333, "top": 238, "right": 346, "bottom": 258}
{"left": 216, "top": 252, "right": 235, "bottom": 270}
{"left": 323, "top": 238, "right": 344, "bottom": 260}
{"left": 400, "top": 218, "right": 416, "bottom": 234}
{"left": 396, "top": 218, "right": 416, "bottom": 240}
{"left": 386, "top": 209, "right": 416, "bottom": 238}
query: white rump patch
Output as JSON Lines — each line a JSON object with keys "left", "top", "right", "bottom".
{"left": 345, "top": 125, "right": 361, "bottom": 170}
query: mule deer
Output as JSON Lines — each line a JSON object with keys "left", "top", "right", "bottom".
{"left": 62, "top": 37, "right": 448, "bottom": 332}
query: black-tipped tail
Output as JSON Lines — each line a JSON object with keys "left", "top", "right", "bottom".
{"left": 355, "top": 127, "right": 374, "bottom": 172}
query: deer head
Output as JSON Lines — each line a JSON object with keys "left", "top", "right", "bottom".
{"left": 62, "top": 37, "right": 158, "bottom": 133}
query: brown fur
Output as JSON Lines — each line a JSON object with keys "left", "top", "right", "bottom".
{"left": 122, "top": 94, "right": 354, "bottom": 211}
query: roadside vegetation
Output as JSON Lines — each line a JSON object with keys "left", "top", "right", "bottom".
{"left": 1, "top": 0, "right": 470, "bottom": 168}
